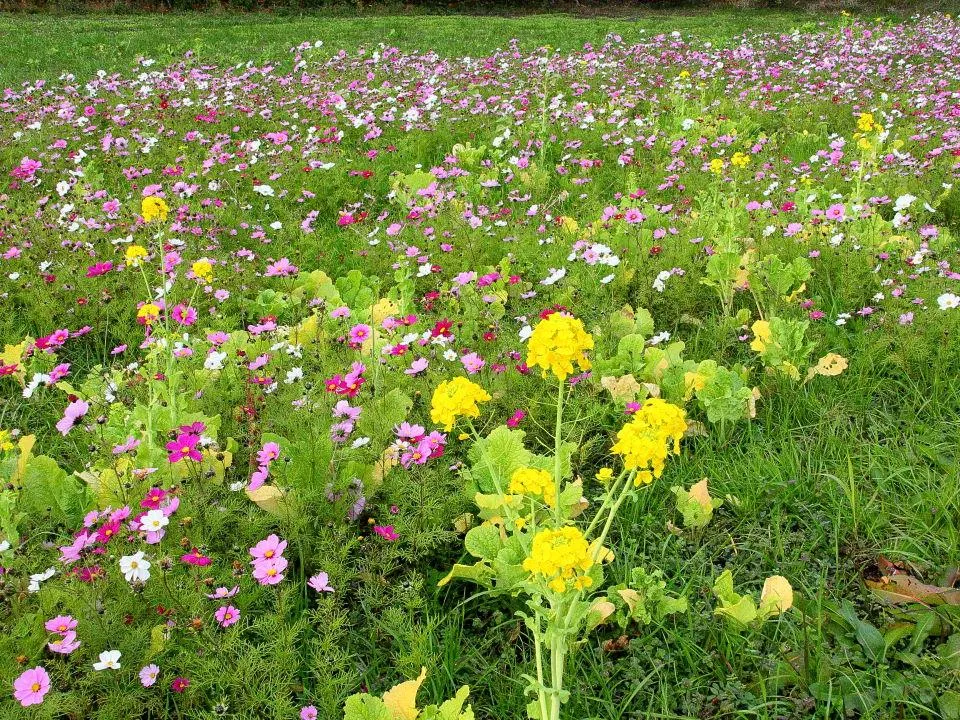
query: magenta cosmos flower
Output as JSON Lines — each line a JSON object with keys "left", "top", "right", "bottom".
{"left": 214, "top": 605, "right": 240, "bottom": 628}
{"left": 165, "top": 433, "right": 202, "bottom": 463}
{"left": 13, "top": 666, "right": 50, "bottom": 707}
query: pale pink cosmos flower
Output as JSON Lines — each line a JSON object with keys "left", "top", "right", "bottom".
{"left": 13, "top": 666, "right": 50, "bottom": 707}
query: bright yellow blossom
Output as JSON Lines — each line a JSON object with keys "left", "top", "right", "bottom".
{"left": 522, "top": 526, "right": 594, "bottom": 593}
{"left": 192, "top": 258, "right": 214, "bottom": 283}
{"left": 731, "top": 152, "right": 750, "bottom": 169}
{"left": 857, "top": 112, "right": 876, "bottom": 133}
{"left": 594, "top": 467, "right": 614, "bottom": 484}
{"left": 137, "top": 302, "right": 161, "bottom": 325}
{"left": 610, "top": 398, "right": 686, "bottom": 484}
{"left": 526, "top": 313, "right": 594, "bottom": 381}
{"left": 709, "top": 158, "right": 724, "bottom": 175}
{"left": 0, "top": 429, "right": 13, "bottom": 453}
{"left": 125, "top": 245, "right": 149, "bottom": 267}
{"left": 509, "top": 467, "right": 556, "bottom": 508}
{"left": 430, "top": 377, "right": 491, "bottom": 431}
{"left": 141, "top": 196, "right": 169, "bottom": 223}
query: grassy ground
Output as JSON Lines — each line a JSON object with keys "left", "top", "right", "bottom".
{"left": 0, "top": 9, "right": 831, "bottom": 85}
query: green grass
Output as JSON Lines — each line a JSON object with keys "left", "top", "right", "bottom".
{"left": 0, "top": 8, "right": 833, "bottom": 86}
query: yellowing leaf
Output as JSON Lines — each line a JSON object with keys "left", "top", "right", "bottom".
{"left": 587, "top": 600, "right": 616, "bottom": 630}
{"left": 760, "top": 575, "right": 794, "bottom": 616}
{"left": 11, "top": 434, "right": 36, "bottom": 486}
{"left": 806, "top": 353, "right": 848, "bottom": 381}
{"left": 688, "top": 479, "right": 712, "bottom": 511}
{"left": 600, "top": 374, "right": 643, "bottom": 402}
{"left": 246, "top": 485, "right": 287, "bottom": 515}
{"left": 290, "top": 313, "right": 321, "bottom": 345}
{"left": 372, "top": 297, "right": 400, "bottom": 326}
{"left": 383, "top": 666, "right": 427, "bottom": 720}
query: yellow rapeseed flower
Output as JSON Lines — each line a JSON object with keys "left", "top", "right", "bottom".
{"left": 709, "top": 158, "right": 725, "bottom": 175}
{"left": 137, "top": 302, "right": 161, "bottom": 325}
{"left": 857, "top": 112, "right": 876, "bottom": 133}
{"left": 594, "top": 467, "right": 614, "bottom": 484}
{"left": 430, "top": 377, "right": 491, "bottom": 431}
{"left": 141, "top": 196, "right": 169, "bottom": 223}
{"left": 610, "top": 398, "right": 686, "bottom": 484}
{"left": 522, "top": 526, "right": 594, "bottom": 593}
{"left": 192, "top": 258, "right": 214, "bottom": 283}
{"left": 526, "top": 313, "right": 594, "bottom": 381}
{"left": 0, "top": 429, "right": 13, "bottom": 453}
{"left": 125, "top": 245, "right": 149, "bottom": 268}
{"left": 508, "top": 467, "right": 556, "bottom": 508}
{"left": 731, "top": 152, "right": 750, "bottom": 169}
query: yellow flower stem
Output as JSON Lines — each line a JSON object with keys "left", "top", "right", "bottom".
{"left": 552, "top": 377, "right": 565, "bottom": 525}
{"left": 591, "top": 469, "right": 637, "bottom": 564}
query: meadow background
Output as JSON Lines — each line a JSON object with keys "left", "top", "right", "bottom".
{"left": 0, "top": 6, "right": 959, "bottom": 720}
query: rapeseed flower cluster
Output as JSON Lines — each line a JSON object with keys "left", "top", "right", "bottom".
{"left": 430, "top": 377, "right": 491, "bottom": 431}
{"left": 508, "top": 467, "right": 556, "bottom": 508}
{"left": 610, "top": 398, "right": 686, "bottom": 484}
{"left": 522, "top": 526, "right": 594, "bottom": 593}
{"left": 525, "top": 313, "right": 594, "bottom": 381}
{"left": 141, "top": 196, "right": 170, "bottom": 223}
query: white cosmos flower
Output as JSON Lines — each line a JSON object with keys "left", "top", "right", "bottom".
{"left": 937, "top": 293, "right": 960, "bottom": 310}
{"left": 93, "top": 650, "right": 122, "bottom": 671}
{"left": 119, "top": 551, "right": 151, "bottom": 584}
{"left": 893, "top": 194, "right": 916, "bottom": 212}
{"left": 28, "top": 566, "right": 56, "bottom": 593}
{"left": 140, "top": 510, "right": 168, "bottom": 533}
{"left": 204, "top": 351, "right": 227, "bottom": 371}
{"left": 252, "top": 184, "right": 275, "bottom": 197}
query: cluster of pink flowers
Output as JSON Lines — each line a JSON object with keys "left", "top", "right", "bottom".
{"left": 392, "top": 422, "right": 446, "bottom": 469}
{"left": 324, "top": 361, "right": 367, "bottom": 398}
{"left": 249, "top": 441, "right": 281, "bottom": 491}
{"left": 165, "top": 421, "right": 207, "bottom": 463}
{"left": 249, "top": 534, "right": 287, "bottom": 585}
{"left": 45, "top": 614, "right": 80, "bottom": 655}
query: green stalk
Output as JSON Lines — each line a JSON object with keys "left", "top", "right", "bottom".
{"left": 553, "top": 378, "right": 564, "bottom": 525}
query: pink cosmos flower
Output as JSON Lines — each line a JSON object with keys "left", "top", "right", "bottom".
{"left": 308, "top": 572, "right": 334, "bottom": 593}
{"left": 248, "top": 466, "right": 269, "bottom": 491}
{"left": 171, "top": 304, "right": 197, "bottom": 326}
{"left": 206, "top": 586, "right": 239, "bottom": 599}
{"left": 252, "top": 556, "right": 288, "bottom": 585}
{"left": 45, "top": 615, "right": 77, "bottom": 635}
{"left": 165, "top": 433, "right": 202, "bottom": 463}
{"left": 373, "top": 525, "right": 399, "bottom": 541}
{"left": 256, "top": 442, "right": 281, "bottom": 466}
{"left": 264, "top": 257, "right": 298, "bottom": 277}
{"left": 139, "top": 664, "right": 159, "bottom": 687}
{"left": 171, "top": 677, "right": 190, "bottom": 693}
{"left": 347, "top": 324, "right": 372, "bottom": 347}
{"left": 215, "top": 605, "right": 240, "bottom": 628}
{"left": 301, "top": 706, "right": 319, "bottom": 720}
{"left": 48, "top": 631, "right": 81, "bottom": 655}
{"left": 56, "top": 399, "right": 89, "bottom": 436}
{"left": 13, "top": 667, "right": 50, "bottom": 707}
{"left": 249, "top": 534, "right": 286, "bottom": 563}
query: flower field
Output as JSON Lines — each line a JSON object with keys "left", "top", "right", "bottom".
{"left": 1, "top": 10, "right": 960, "bottom": 720}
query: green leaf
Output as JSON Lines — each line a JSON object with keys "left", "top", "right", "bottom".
{"left": 19, "top": 455, "right": 91, "bottom": 527}
{"left": 465, "top": 425, "right": 532, "bottom": 495}
{"left": 343, "top": 694, "right": 393, "bottom": 720}
{"left": 464, "top": 524, "right": 501, "bottom": 561}
{"left": 438, "top": 563, "right": 495, "bottom": 589}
